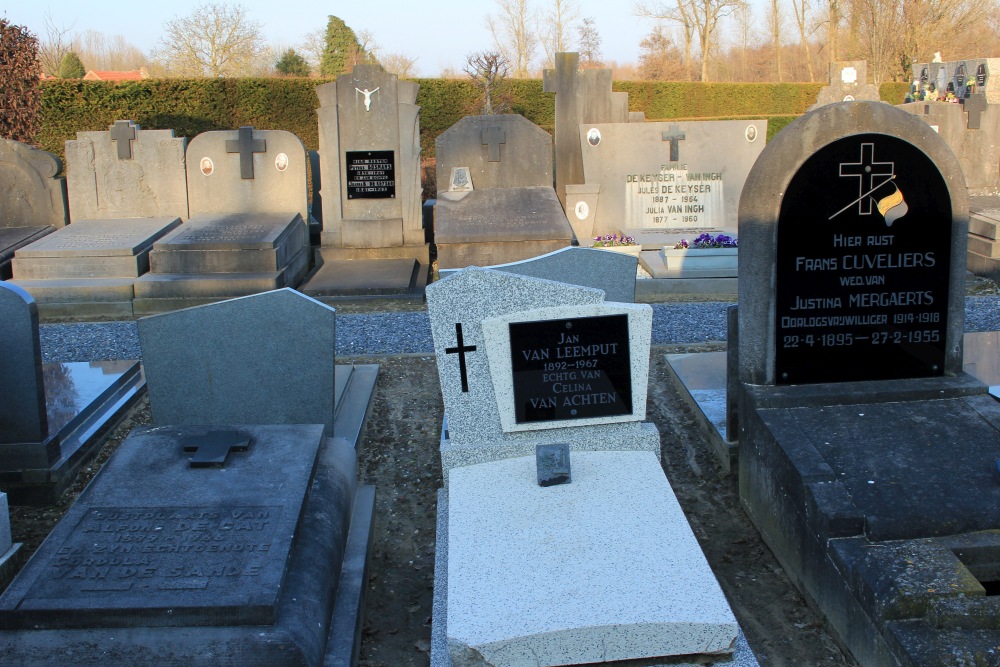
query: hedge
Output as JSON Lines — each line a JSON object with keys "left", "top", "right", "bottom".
{"left": 36, "top": 78, "right": 911, "bottom": 162}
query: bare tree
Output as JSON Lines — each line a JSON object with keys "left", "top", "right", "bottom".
{"left": 538, "top": 0, "right": 580, "bottom": 67}
{"left": 151, "top": 2, "right": 266, "bottom": 77}
{"left": 854, "top": 0, "right": 901, "bottom": 84}
{"left": 731, "top": 0, "right": 757, "bottom": 81}
{"left": 464, "top": 50, "right": 511, "bottom": 114}
{"left": 633, "top": 1, "right": 698, "bottom": 81}
{"left": 38, "top": 12, "right": 77, "bottom": 77}
{"left": 577, "top": 17, "right": 604, "bottom": 67}
{"left": 638, "top": 25, "right": 688, "bottom": 79}
{"left": 77, "top": 30, "right": 148, "bottom": 71}
{"left": 378, "top": 53, "right": 419, "bottom": 78}
{"left": 901, "top": 0, "right": 996, "bottom": 72}
{"left": 299, "top": 27, "right": 326, "bottom": 74}
{"left": 767, "top": 0, "right": 784, "bottom": 81}
{"left": 488, "top": 0, "right": 537, "bottom": 77}
{"left": 824, "top": 0, "right": 841, "bottom": 63}
{"left": 789, "top": 0, "right": 816, "bottom": 81}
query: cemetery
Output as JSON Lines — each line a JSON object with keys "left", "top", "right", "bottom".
{"left": 4, "top": 32, "right": 1000, "bottom": 666}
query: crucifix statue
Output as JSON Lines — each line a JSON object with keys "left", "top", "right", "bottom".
{"left": 355, "top": 87, "right": 380, "bottom": 112}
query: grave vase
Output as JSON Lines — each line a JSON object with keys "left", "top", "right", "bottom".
{"left": 661, "top": 247, "right": 738, "bottom": 270}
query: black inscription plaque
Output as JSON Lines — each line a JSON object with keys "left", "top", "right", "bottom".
{"left": 509, "top": 315, "right": 632, "bottom": 423}
{"left": 775, "top": 134, "right": 951, "bottom": 384}
{"left": 346, "top": 150, "right": 395, "bottom": 199}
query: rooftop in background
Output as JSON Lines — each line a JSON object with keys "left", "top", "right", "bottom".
{"left": 82, "top": 68, "right": 149, "bottom": 82}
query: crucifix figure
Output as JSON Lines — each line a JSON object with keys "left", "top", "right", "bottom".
{"left": 355, "top": 87, "right": 380, "bottom": 112}
{"left": 182, "top": 431, "right": 251, "bottom": 468}
{"left": 445, "top": 323, "right": 477, "bottom": 393}
{"left": 481, "top": 126, "right": 506, "bottom": 162}
{"left": 225, "top": 126, "right": 267, "bottom": 180}
{"left": 661, "top": 125, "right": 686, "bottom": 162}
{"left": 109, "top": 120, "right": 138, "bottom": 160}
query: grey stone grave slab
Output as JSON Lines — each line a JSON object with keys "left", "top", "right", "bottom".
{"left": 0, "top": 282, "right": 144, "bottom": 504}
{"left": 434, "top": 187, "right": 573, "bottom": 269}
{"left": 579, "top": 120, "right": 766, "bottom": 241}
{"left": 66, "top": 121, "right": 188, "bottom": 221}
{"left": 0, "top": 493, "right": 22, "bottom": 591}
{"left": 0, "top": 139, "right": 69, "bottom": 278}
{"left": 734, "top": 101, "right": 1000, "bottom": 667}
{"left": 437, "top": 246, "right": 637, "bottom": 303}
{"left": 435, "top": 114, "right": 552, "bottom": 192}
{"left": 809, "top": 60, "right": 882, "bottom": 110}
{"left": 0, "top": 422, "right": 375, "bottom": 666}
{"left": 9, "top": 217, "right": 182, "bottom": 318}
{"left": 542, "top": 52, "right": 634, "bottom": 208}
{"left": 305, "top": 64, "right": 428, "bottom": 299}
{"left": 133, "top": 127, "right": 312, "bottom": 311}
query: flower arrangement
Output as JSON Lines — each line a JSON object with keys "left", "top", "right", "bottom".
{"left": 674, "top": 233, "right": 738, "bottom": 249}
{"left": 593, "top": 233, "right": 637, "bottom": 247}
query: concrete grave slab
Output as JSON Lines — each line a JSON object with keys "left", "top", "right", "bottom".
{"left": 434, "top": 187, "right": 573, "bottom": 269}
{"left": 445, "top": 450, "right": 738, "bottom": 666}
{"left": 0, "top": 423, "right": 374, "bottom": 666}
{"left": 66, "top": 121, "right": 188, "bottom": 221}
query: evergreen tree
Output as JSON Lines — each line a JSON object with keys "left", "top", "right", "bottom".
{"left": 275, "top": 48, "right": 310, "bottom": 76}
{"left": 58, "top": 50, "right": 86, "bottom": 78}
{"left": 319, "top": 15, "right": 370, "bottom": 77}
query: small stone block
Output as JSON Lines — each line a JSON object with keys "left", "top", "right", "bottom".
{"left": 182, "top": 431, "right": 251, "bottom": 467}
{"left": 536, "top": 443, "right": 571, "bottom": 487}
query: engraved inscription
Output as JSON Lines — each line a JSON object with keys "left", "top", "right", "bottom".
{"left": 625, "top": 166, "right": 725, "bottom": 229}
{"left": 174, "top": 225, "right": 268, "bottom": 243}
{"left": 30, "top": 506, "right": 280, "bottom": 600}
{"left": 32, "top": 233, "right": 139, "bottom": 250}
{"left": 346, "top": 150, "right": 396, "bottom": 199}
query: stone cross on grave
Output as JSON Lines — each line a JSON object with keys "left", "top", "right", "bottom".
{"left": 962, "top": 94, "right": 988, "bottom": 130}
{"left": 445, "top": 323, "right": 477, "bottom": 393}
{"left": 109, "top": 120, "right": 138, "bottom": 160}
{"left": 182, "top": 431, "right": 251, "bottom": 468}
{"left": 662, "top": 125, "right": 686, "bottom": 162}
{"left": 839, "top": 142, "right": 895, "bottom": 215}
{"left": 482, "top": 126, "right": 506, "bottom": 162}
{"left": 226, "top": 126, "right": 267, "bottom": 179}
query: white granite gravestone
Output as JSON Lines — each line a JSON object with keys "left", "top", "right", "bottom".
{"left": 426, "top": 268, "right": 740, "bottom": 667}
{"left": 0, "top": 139, "right": 68, "bottom": 278}
{"left": 133, "top": 127, "right": 311, "bottom": 313}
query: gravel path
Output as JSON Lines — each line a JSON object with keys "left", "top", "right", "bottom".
{"left": 38, "top": 296, "right": 1000, "bottom": 362}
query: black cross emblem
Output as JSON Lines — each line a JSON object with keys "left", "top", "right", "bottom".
{"left": 109, "top": 120, "right": 138, "bottom": 160}
{"left": 662, "top": 125, "right": 686, "bottom": 162}
{"left": 482, "top": 126, "right": 506, "bottom": 162}
{"left": 839, "top": 143, "right": 894, "bottom": 215}
{"left": 182, "top": 431, "right": 251, "bottom": 468}
{"left": 225, "top": 126, "right": 267, "bottom": 179}
{"left": 962, "top": 94, "right": 988, "bottom": 130}
{"left": 445, "top": 323, "right": 477, "bottom": 393}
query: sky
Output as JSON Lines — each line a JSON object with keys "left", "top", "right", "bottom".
{"left": 2, "top": 1, "right": 656, "bottom": 77}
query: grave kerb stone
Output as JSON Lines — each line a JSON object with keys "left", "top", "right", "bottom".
{"left": 0, "top": 283, "right": 47, "bottom": 444}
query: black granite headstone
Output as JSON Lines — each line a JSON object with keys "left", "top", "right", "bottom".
{"left": 774, "top": 134, "right": 951, "bottom": 384}
{"left": 345, "top": 150, "right": 396, "bottom": 199}
{"left": 509, "top": 314, "right": 632, "bottom": 423}
{"left": 0, "top": 423, "right": 372, "bottom": 665}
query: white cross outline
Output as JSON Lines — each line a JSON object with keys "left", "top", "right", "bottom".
{"left": 837, "top": 142, "right": 895, "bottom": 216}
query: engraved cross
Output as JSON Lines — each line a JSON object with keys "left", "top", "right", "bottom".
{"left": 182, "top": 431, "right": 251, "bottom": 468}
{"left": 661, "top": 125, "right": 686, "bottom": 162}
{"left": 225, "top": 126, "right": 267, "bottom": 180}
{"left": 839, "top": 143, "right": 894, "bottom": 215}
{"left": 109, "top": 120, "right": 138, "bottom": 160}
{"left": 482, "top": 126, "right": 506, "bottom": 162}
{"left": 445, "top": 323, "right": 477, "bottom": 393}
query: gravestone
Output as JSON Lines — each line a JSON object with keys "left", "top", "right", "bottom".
{"left": 0, "top": 139, "right": 68, "bottom": 279}
{"left": 542, "top": 52, "right": 638, "bottom": 208}
{"left": 426, "top": 268, "right": 743, "bottom": 666}
{"left": 736, "top": 101, "right": 1000, "bottom": 666}
{"left": 65, "top": 121, "right": 189, "bottom": 221}
{"left": 433, "top": 115, "right": 573, "bottom": 268}
{"left": 0, "top": 493, "right": 22, "bottom": 590}
{"left": 133, "top": 127, "right": 312, "bottom": 314}
{"left": 0, "top": 282, "right": 144, "bottom": 504}
{"left": 138, "top": 288, "right": 377, "bottom": 446}
{"left": 0, "top": 422, "right": 375, "bottom": 666}
{"left": 438, "top": 246, "right": 637, "bottom": 303}
{"left": 578, "top": 120, "right": 766, "bottom": 243}
{"left": 300, "top": 64, "right": 427, "bottom": 300}
{"left": 808, "top": 60, "right": 882, "bottom": 110}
